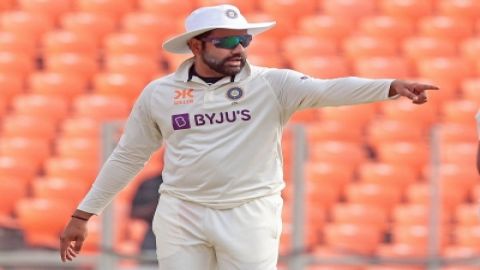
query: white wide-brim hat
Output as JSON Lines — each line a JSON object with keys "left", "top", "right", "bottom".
{"left": 162, "top": 4, "right": 276, "bottom": 54}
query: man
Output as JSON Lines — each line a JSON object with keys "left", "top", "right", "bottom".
{"left": 60, "top": 4, "right": 438, "bottom": 269}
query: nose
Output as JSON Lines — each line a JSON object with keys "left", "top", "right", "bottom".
{"left": 231, "top": 43, "right": 245, "bottom": 53}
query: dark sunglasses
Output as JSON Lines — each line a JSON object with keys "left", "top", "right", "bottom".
{"left": 200, "top": 35, "right": 253, "bottom": 49}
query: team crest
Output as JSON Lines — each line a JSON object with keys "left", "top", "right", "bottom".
{"left": 225, "top": 9, "right": 238, "bottom": 19}
{"left": 226, "top": 87, "right": 243, "bottom": 101}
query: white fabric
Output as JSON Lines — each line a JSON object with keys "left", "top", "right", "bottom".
{"left": 77, "top": 58, "right": 394, "bottom": 214}
{"left": 162, "top": 4, "right": 275, "bottom": 54}
{"left": 152, "top": 193, "right": 283, "bottom": 270}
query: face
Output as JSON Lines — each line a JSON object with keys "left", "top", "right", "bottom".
{"left": 191, "top": 29, "right": 249, "bottom": 77}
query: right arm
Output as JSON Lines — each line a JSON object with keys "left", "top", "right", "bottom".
{"left": 60, "top": 82, "right": 163, "bottom": 262}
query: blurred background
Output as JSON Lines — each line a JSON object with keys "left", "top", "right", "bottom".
{"left": 0, "top": 0, "right": 479, "bottom": 269}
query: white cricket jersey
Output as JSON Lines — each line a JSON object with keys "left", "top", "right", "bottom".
{"left": 78, "top": 58, "right": 395, "bottom": 214}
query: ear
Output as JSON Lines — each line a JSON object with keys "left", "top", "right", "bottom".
{"left": 188, "top": 39, "right": 202, "bottom": 55}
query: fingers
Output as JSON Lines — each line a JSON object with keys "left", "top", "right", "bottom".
{"left": 73, "top": 238, "right": 84, "bottom": 254}
{"left": 412, "top": 92, "right": 427, "bottom": 104}
{"left": 60, "top": 235, "right": 69, "bottom": 262}
{"left": 413, "top": 83, "right": 439, "bottom": 91}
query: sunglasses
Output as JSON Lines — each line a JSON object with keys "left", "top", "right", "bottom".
{"left": 200, "top": 35, "right": 253, "bottom": 49}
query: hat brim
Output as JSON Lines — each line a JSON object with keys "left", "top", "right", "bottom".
{"left": 162, "top": 21, "right": 276, "bottom": 54}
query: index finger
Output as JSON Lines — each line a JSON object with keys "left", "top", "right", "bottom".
{"left": 414, "top": 83, "right": 439, "bottom": 91}
{"left": 60, "top": 236, "right": 70, "bottom": 262}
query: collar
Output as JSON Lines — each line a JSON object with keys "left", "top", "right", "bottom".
{"left": 174, "top": 57, "right": 252, "bottom": 84}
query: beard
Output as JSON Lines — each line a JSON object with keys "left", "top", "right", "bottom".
{"left": 201, "top": 50, "right": 246, "bottom": 76}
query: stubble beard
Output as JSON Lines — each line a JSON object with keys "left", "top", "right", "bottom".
{"left": 201, "top": 51, "right": 246, "bottom": 76}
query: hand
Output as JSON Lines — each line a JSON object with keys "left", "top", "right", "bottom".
{"left": 389, "top": 79, "right": 439, "bottom": 104}
{"left": 60, "top": 217, "right": 89, "bottom": 262}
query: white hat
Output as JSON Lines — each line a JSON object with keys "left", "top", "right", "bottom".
{"left": 162, "top": 4, "right": 276, "bottom": 54}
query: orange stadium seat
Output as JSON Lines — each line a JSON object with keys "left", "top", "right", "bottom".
{"left": 0, "top": 73, "right": 23, "bottom": 104}
{"left": 366, "top": 119, "right": 426, "bottom": 148}
{"left": 324, "top": 223, "right": 382, "bottom": 255}
{"left": 11, "top": 94, "right": 69, "bottom": 123}
{"left": 461, "top": 78, "right": 480, "bottom": 105}
{"left": 377, "top": 243, "right": 428, "bottom": 258}
{"left": 345, "top": 182, "right": 402, "bottom": 214}
{"left": 332, "top": 203, "right": 388, "bottom": 231}
{"left": 322, "top": 0, "right": 376, "bottom": 20}
{"left": 461, "top": 37, "right": 480, "bottom": 65}
{"left": 260, "top": 0, "right": 317, "bottom": 26}
{"left": 376, "top": 142, "right": 429, "bottom": 176}
{"left": 453, "top": 225, "right": 480, "bottom": 249}
{"left": 438, "top": 0, "right": 480, "bottom": 22}
{"left": 455, "top": 204, "right": 480, "bottom": 227}
{"left": 60, "top": 117, "right": 101, "bottom": 139}
{"left": 72, "top": 94, "right": 130, "bottom": 122}
{"left": 310, "top": 141, "right": 366, "bottom": 168}
{"left": 343, "top": 35, "right": 399, "bottom": 59}
{"left": 443, "top": 245, "right": 480, "bottom": 259}
{"left": 393, "top": 203, "right": 451, "bottom": 227}
{"left": 18, "top": 0, "right": 73, "bottom": 24}
{"left": 55, "top": 137, "right": 100, "bottom": 163}
{"left": 306, "top": 120, "right": 363, "bottom": 143}
{"left": 354, "top": 57, "right": 411, "bottom": 79}
{"left": 60, "top": 12, "right": 116, "bottom": 45}
{"left": 419, "top": 16, "right": 474, "bottom": 40}
{"left": 0, "top": 177, "right": 27, "bottom": 227}
{"left": 76, "top": 0, "right": 134, "bottom": 22}
{"left": 441, "top": 99, "right": 477, "bottom": 125}
{"left": 0, "top": 156, "right": 37, "bottom": 185}
{"left": 403, "top": 36, "right": 457, "bottom": 62}
{"left": 282, "top": 35, "right": 337, "bottom": 63}
{"left": 42, "top": 30, "right": 97, "bottom": 58}
{"left": 379, "top": 0, "right": 434, "bottom": 20}
{"left": 440, "top": 142, "right": 477, "bottom": 165}
{"left": 139, "top": 0, "right": 195, "bottom": 18}
{"left": 93, "top": 72, "right": 146, "bottom": 104}
{"left": 247, "top": 35, "right": 281, "bottom": 56}
{"left": 359, "top": 162, "right": 417, "bottom": 191}
{"left": 16, "top": 197, "right": 74, "bottom": 247}
{"left": 104, "top": 32, "right": 160, "bottom": 59}
{"left": 406, "top": 182, "right": 464, "bottom": 214}
{"left": 198, "top": 0, "right": 256, "bottom": 13}
{"left": 418, "top": 57, "right": 475, "bottom": 89}
{"left": 320, "top": 103, "right": 377, "bottom": 130}
{"left": 299, "top": 15, "right": 354, "bottom": 43}
{"left": 32, "top": 177, "right": 90, "bottom": 206}
{"left": 366, "top": 266, "right": 424, "bottom": 270}
{"left": 290, "top": 56, "right": 350, "bottom": 79}
{"left": 44, "top": 157, "right": 99, "bottom": 184}
{"left": 0, "top": 137, "right": 51, "bottom": 170}
{"left": 438, "top": 123, "right": 477, "bottom": 144}
{"left": 380, "top": 99, "right": 437, "bottom": 127}
{"left": 304, "top": 161, "right": 354, "bottom": 198}
{"left": 442, "top": 266, "right": 480, "bottom": 270}
{"left": 0, "top": 98, "right": 6, "bottom": 118}
{"left": 0, "top": 52, "right": 34, "bottom": 79}
{"left": 0, "top": 31, "right": 37, "bottom": 58}
{"left": 29, "top": 71, "right": 87, "bottom": 102}
{"left": 0, "top": 11, "right": 53, "bottom": 44}
{"left": 359, "top": 15, "right": 414, "bottom": 41}
{"left": 121, "top": 12, "right": 182, "bottom": 43}
{"left": 1, "top": 115, "right": 57, "bottom": 141}
{"left": 392, "top": 224, "right": 450, "bottom": 250}
{"left": 308, "top": 266, "right": 363, "bottom": 270}
{"left": 105, "top": 54, "right": 159, "bottom": 83}
{"left": 0, "top": 0, "right": 15, "bottom": 11}
{"left": 245, "top": 12, "right": 295, "bottom": 40}
{"left": 45, "top": 53, "right": 99, "bottom": 82}
{"left": 429, "top": 163, "right": 479, "bottom": 196}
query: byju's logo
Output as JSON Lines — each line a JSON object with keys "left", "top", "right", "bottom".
{"left": 172, "top": 114, "right": 191, "bottom": 130}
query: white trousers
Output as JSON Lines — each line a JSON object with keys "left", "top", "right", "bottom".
{"left": 152, "top": 193, "right": 283, "bottom": 270}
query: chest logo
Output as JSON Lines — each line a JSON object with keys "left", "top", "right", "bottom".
{"left": 226, "top": 87, "right": 243, "bottom": 101}
{"left": 174, "top": 89, "right": 194, "bottom": 105}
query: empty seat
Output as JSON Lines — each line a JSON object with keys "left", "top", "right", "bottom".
{"left": 0, "top": 137, "right": 51, "bottom": 170}
{"left": 299, "top": 15, "right": 354, "bottom": 42}
{"left": 392, "top": 225, "right": 450, "bottom": 250}
{"left": 438, "top": 123, "right": 477, "bottom": 144}
{"left": 310, "top": 141, "right": 366, "bottom": 168}
{"left": 442, "top": 99, "right": 477, "bottom": 125}
{"left": 76, "top": 0, "right": 133, "bottom": 22}
{"left": 393, "top": 203, "right": 451, "bottom": 226}
{"left": 443, "top": 245, "right": 480, "bottom": 259}
{"left": 93, "top": 72, "right": 146, "bottom": 103}
{"left": 60, "top": 12, "right": 116, "bottom": 45}
{"left": 0, "top": 73, "right": 23, "bottom": 103}
{"left": 198, "top": 0, "right": 256, "bottom": 14}
{"left": 440, "top": 142, "right": 477, "bottom": 165}
{"left": 245, "top": 12, "right": 295, "bottom": 40}
{"left": 139, "top": 0, "right": 194, "bottom": 18}
{"left": 55, "top": 137, "right": 100, "bottom": 163}
{"left": 376, "top": 142, "right": 429, "bottom": 176}
{"left": 11, "top": 94, "right": 69, "bottom": 123}
{"left": 60, "top": 117, "right": 101, "bottom": 139}
{"left": 0, "top": 52, "right": 34, "bottom": 79}
{"left": 406, "top": 182, "right": 464, "bottom": 213}
{"left": 42, "top": 30, "right": 97, "bottom": 58}
{"left": 0, "top": 156, "right": 37, "bottom": 185}
{"left": 366, "top": 119, "right": 426, "bottom": 148}
{"left": 121, "top": 12, "right": 181, "bottom": 43}
{"left": 380, "top": 0, "right": 433, "bottom": 19}
{"left": 29, "top": 71, "right": 87, "bottom": 102}
{"left": 358, "top": 15, "right": 414, "bottom": 40}
{"left": 322, "top": 0, "right": 376, "bottom": 20}
{"left": 453, "top": 225, "right": 480, "bottom": 249}
{"left": 0, "top": 177, "right": 27, "bottom": 225}
{"left": 0, "top": 31, "right": 37, "bottom": 58}
{"left": 105, "top": 54, "right": 159, "bottom": 83}
{"left": 377, "top": 243, "right": 428, "bottom": 258}
{"left": 18, "top": 0, "right": 73, "bottom": 23}
{"left": 403, "top": 36, "right": 457, "bottom": 62}
{"left": 260, "top": 0, "right": 317, "bottom": 26}
{"left": 290, "top": 56, "right": 350, "bottom": 79}
{"left": 418, "top": 57, "right": 475, "bottom": 89}
{"left": 320, "top": 103, "right": 377, "bottom": 130}
{"left": 304, "top": 161, "right": 354, "bottom": 198}
{"left": 306, "top": 121, "right": 362, "bottom": 143}
{"left": 44, "top": 157, "right": 99, "bottom": 184}
{"left": 324, "top": 223, "right": 382, "bottom": 255}
{"left": 72, "top": 94, "right": 130, "bottom": 122}
{"left": 460, "top": 37, "right": 480, "bottom": 64}
{"left": 429, "top": 163, "right": 478, "bottom": 195}
{"left": 1, "top": 115, "right": 56, "bottom": 140}
{"left": 419, "top": 16, "right": 474, "bottom": 40}
{"left": 33, "top": 177, "right": 90, "bottom": 205}
{"left": 45, "top": 53, "right": 99, "bottom": 82}
{"left": 455, "top": 204, "right": 480, "bottom": 227}
{"left": 359, "top": 162, "right": 417, "bottom": 191}
{"left": 353, "top": 57, "right": 411, "bottom": 79}
{"left": 380, "top": 99, "right": 437, "bottom": 127}
{"left": 343, "top": 35, "right": 399, "bottom": 59}
{"left": 282, "top": 35, "right": 337, "bottom": 63}
{"left": 332, "top": 203, "right": 388, "bottom": 231}
{"left": 0, "top": 11, "right": 53, "bottom": 43}
{"left": 438, "top": 0, "right": 480, "bottom": 22}
{"left": 104, "top": 32, "right": 159, "bottom": 59}
{"left": 366, "top": 266, "right": 424, "bottom": 270}
{"left": 346, "top": 182, "right": 402, "bottom": 213}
